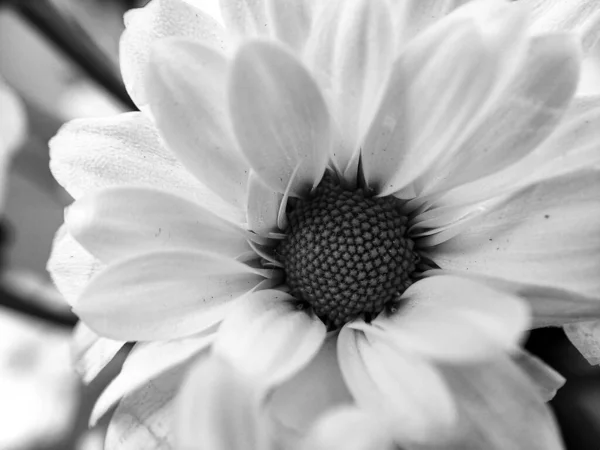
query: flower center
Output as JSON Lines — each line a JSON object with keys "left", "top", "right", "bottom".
{"left": 277, "top": 173, "right": 418, "bottom": 330}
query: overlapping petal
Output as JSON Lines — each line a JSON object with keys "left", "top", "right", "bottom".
{"left": 71, "top": 323, "right": 124, "bottom": 385}
{"left": 229, "top": 40, "right": 331, "bottom": 197}
{"left": 91, "top": 333, "right": 213, "bottom": 426}
{"left": 121, "top": 0, "right": 227, "bottom": 108}
{"left": 353, "top": 276, "right": 530, "bottom": 363}
{"left": 47, "top": 225, "right": 104, "bottom": 306}
{"left": 305, "top": 0, "right": 394, "bottom": 177}
{"left": 431, "top": 169, "right": 600, "bottom": 300}
{"left": 361, "top": 7, "right": 505, "bottom": 196}
{"left": 66, "top": 186, "right": 251, "bottom": 264}
{"left": 213, "top": 290, "right": 326, "bottom": 387}
{"left": 337, "top": 325, "right": 456, "bottom": 446}
{"left": 246, "top": 172, "right": 282, "bottom": 235}
{"left": 438, "top": 355, "right": 563, "bottom": 450}
{"left": 419, "top": 33, "right": 581, "bottom": 195}
{"left": 299, "top": 407, "right": 395, "bottom": 450}
{"left": 269, "top": 337, "right": 353, "bottom": 433}
{"left": 514, "top": 350, "right": 566, "bottom": 401}
{"left": 147, "top": 38, "right": 249, "bottom": 209}
{"left": 176, "top": 356, "right": 271, "bottom": 450}
{"left": 75, "top": 250, "right": 267, "bottom": 341}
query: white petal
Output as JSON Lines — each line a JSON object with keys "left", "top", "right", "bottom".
{"left": 526, "top": 0, "right": 600, "bottom": 43}
{"left": 66, "top": 186, "right": 251, "bottom": 264}
{"left": 219, "top": 0, "right": 269, "bottom": 38}
{"left": 358, "top": 276, "right": 530, "bottom": 363}
{"left": 438, "top": 354, "right": 563, "bottom": 450}
{"left": 47, "top": 225, "right": 104, "bottom": 307}
{"left": 147, "top": 38, "right": 249, "bottom": 209}
{"left": 564, "top": 320, "right": 600, "bottom": 365}
{"left": 246, "top": 171, "right": 282, "bottom": 235}
{"left": 91, "top": 333, "right": 213, "bottom": 426}
{"left": 0, "top": 77, "right": 26, "bottom": 158}
{"left": 71, "top": 323, "right": 124, "bottom": 384}
{"left": 176, "top": 355, "right": 271, "bottom": 450}
{"left": 361, "top": 13, "right": 498, "bottom": 196}
{"left": 420, "top": 33, "right": 581, "bottom": 195}
{"left": 390, "top": 0, "right": 458, "bottom": 46}
{"left": 305, "top": 0, "right": 394, "bottom": 176}
{"left": 266, "top": 0, "right": 312, "bottom": 51}
{"left": 337, "top": 326, "right": 456, "bottom": 445}
{"left": 513, "top": 350, "right": 566, "bottom": 401}
{"left": 268, "top": 336, "right": 353, "bottom": 433}
{"left": 431, "top": 169, "right": 600, "bottom": 299}
{"left": 300, "top": 406, "right": 395, "bottom": 450}
{"left": 427, "top": 271, "right": 600, "bottom": 327}
{"left": 229, "top": 40, "right": 331, "bottom": 196}
{"left": 121, "top": 0, "right": 227, "bottom": 108}
{"left": 49, "top": 112, "right": 241, "bottom": 222}
{"left": 213, "top": 289, "right": 326, "bottom": 387}
{"left": 104, "top": 362, "right": 186, "bottom": 450}
{"left": 75, "top": 250, "right": 266, "bottom": 341}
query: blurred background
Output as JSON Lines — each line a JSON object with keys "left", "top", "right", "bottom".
{"left": 0, "top": 0, "right": 598, "bottom": 449}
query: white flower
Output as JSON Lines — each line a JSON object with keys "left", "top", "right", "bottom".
{"left": 47, "top": 0, "right": 600, "bottom": 448}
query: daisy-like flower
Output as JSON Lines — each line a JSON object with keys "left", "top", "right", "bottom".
{"left": 47, "top": 0, "right": 600, "bottom": 448}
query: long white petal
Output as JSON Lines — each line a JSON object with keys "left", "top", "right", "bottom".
{"left": 71, "top": 323, "right": 124, "bottom": 384}
{"left": 75, "top": 250, "right": 265, "bottom": 341}
{"left": 147, "top": 38, "right": 250, "bottom": 210}
{"left": 229, "top": 40, "right": 331, "bottom": 197}
{"left": 66, "top": 186, "right": 251, "bottom": 264}
{"left": 121, "top": 0, "right": 228, "bottom": 108}
{"left": 337, "top": 326, "right": 456, "bottom": 446}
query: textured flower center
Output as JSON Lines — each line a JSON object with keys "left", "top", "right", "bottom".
{"left": 278, "top": 173, "right": 418, "bottom": 330}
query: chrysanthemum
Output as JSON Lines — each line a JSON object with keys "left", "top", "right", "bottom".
{"left": 47, "top": 0, "right": 600, "bottom": 448}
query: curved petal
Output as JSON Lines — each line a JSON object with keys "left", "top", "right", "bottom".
{"left": 266, "top": 0, "right": 312, "bottom": 51}
{"left": 513, "top": 350, "right": 566, "bottom": 401}
{"left": 354, "top": 276, "right": 530, "bottom": 363}
{"left": 121, "top": 0, "right": 228, "bottom": 108}
{"left": 75, "top": 250, "right": 266, "bottom": 341}
{"left": 564, "top": 320, "right": 600, "bottom": 365}
{"left": 300, "top": 406, "right": 395, "bottom": 450}
{"left": 49, "top": 112, "right": 241, "bottom": 221}
{"left": 147, "top": 38, "right": 249, "bottom": 209}
{"left": 91, "top": 333, "right": 213, "bottom": 426}
{"left": 104, "top": 362, "right": 187, "bottom": 450}
{"left": 66, "top": 186, "right": 251, "bottom": 264}
{"left": 390, "top": 0, "right": 458, "bottom": 47}
{"left": 424, "top": 270, "right": 600, "bottom": 327}
{"left": 213, "top": 290, "right": 326, "bottom": 387}
{"left": 431, "top": 169, "right": 600, "bottom": 299}
{"left": 176, "top": 355, "right": 271, "bottom": 450}
{"left": 438, "top": 354, "right": 563, "bottom": 450}
{"left": 229, "top": 40, "right": 331, "bottom": 197}
{"left": 337, "top": 326, "right": 456, "bottom": 446}
{"left": 268, "top": 336, "right": 353, "bottom": 434}
{"left": 47, "top": 225, "right": 104, "bottom": 307}
{"left": 305, "top": 0, "right": 394, "bottom": 177}
{"left": 361, "top": 11, "right": 500, "bottom": 196}
{"left": 219, "top": 0, "right": 269, "bottom": 38}
{"left": 419, "top": 33, "right": 581, "bottom": 195}
{"left": 246, "top": 171, "right": 282, "bottom": 235}
{"left": 72, "top": 323, "right": 124, "bottom": 385}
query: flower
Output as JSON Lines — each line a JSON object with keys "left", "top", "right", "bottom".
{"left": 47, "top": 0, "right": 600, "bottom": 448}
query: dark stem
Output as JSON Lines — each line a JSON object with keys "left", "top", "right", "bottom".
{"left": 4, "top": 0, "right": 137, "bottom": 110}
